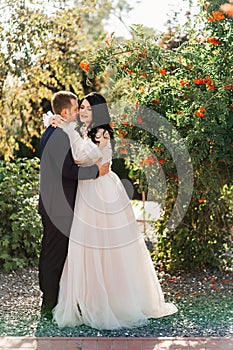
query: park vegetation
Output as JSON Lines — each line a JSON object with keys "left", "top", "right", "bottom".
{"left": 0, "top": 0, "right": 232, "bottom": 271}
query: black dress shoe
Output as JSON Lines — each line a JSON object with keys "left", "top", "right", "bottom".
{"left": 40, "top": 305, "right": 53, "bottom": 320}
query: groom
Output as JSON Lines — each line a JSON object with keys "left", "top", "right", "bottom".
{"left": 38, "top": 91, "right": 109, "bottom": 318}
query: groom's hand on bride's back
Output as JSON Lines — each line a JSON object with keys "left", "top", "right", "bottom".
{"left": 97, "top": 161, "right": 110, "bottom": 177}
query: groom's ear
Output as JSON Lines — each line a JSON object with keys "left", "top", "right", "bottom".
{"left": 60, "top": 108, "right": 68, "bottom": 119}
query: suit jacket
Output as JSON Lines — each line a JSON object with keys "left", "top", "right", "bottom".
{"left": 38, "top": 126, "right": 99, "bottom": 220}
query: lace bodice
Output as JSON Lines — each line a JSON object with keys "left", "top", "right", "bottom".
{"left": 61, "top": 122, "right": 112, "bottom": 166}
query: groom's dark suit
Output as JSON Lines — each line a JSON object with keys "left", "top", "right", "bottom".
{"left": 38, "top": 125, "right": 98, "bottom": 310}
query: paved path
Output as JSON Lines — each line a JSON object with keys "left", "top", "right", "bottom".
{"left": 0, "top": 337, "right": 232, "bottom": 349}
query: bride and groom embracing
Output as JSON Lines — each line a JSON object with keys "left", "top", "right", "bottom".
{"left": 38, "top": 90, "right": 178, "bottom": 330}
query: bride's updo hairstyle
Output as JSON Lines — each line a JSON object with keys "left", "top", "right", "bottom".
{"left": 77, "top": 92, "right": 115, "bottom": 148}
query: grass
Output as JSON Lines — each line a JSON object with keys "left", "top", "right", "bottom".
{"left": 0, "top": 267, "right": 232, "bottom": 337}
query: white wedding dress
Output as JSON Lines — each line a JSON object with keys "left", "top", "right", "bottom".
{"left": 52, "top": 122, "right": 178, "bottom": 329}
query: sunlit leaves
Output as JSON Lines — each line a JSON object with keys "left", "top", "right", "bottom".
{"left": 0, "top": 0, "right": 115, "bottom": 159}
{"left": 79, "top": 0, "right": 233, "bottom": 270}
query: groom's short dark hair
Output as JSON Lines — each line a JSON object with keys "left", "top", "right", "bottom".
{"left": 51, "top": 91, "right": 77, "bottom": 114}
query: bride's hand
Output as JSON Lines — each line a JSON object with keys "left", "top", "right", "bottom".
{"left": 50, "top": 114, "right": 65, "bottom": 127}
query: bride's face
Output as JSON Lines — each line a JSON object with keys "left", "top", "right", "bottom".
{"left": 79, "top": 99, "right": 93, "bottom": 126}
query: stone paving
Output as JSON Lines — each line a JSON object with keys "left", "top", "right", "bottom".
{"left": 0, "top": 336, "right": 233, "bottom": 350}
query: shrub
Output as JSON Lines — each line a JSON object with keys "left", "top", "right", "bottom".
{"left": 80, "top": 0, "right": 233, "bottom": 270}
{"left": 0, "top": 158, "right": 42, "bottom": 271}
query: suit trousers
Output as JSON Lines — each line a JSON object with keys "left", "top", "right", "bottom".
{"left": 38, "top": 214, "right": 72, "bottom": 310}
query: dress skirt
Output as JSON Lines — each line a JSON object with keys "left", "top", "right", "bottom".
{"left": 52, "top": 171, "right": 178, "bottom": 329}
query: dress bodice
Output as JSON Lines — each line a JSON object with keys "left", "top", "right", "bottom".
{"left": 61, "top": 122, "right": 112, "bottom": 166}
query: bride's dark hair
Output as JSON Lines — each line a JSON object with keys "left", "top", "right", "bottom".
{"left": 77, "top": 92, "right": 115, "bottom": 148}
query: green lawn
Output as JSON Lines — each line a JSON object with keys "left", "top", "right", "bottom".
{"left": 0, "top": 268, "right": 232, "bottom": 337}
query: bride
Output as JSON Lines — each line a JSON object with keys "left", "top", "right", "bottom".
{"left": 49, "top": 92, "right": 178, "bottom": 330}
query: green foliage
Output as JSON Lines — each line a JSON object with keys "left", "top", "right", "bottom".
{"left": 81, "top": 0, "right": 233, "bottom": 270}
{"left": 0, "top": 0, "right": 232, "bottom": 271}
{"left": 0, "top": 158, "right": 42, "bottom": 271}
{"left": 154, "top": 167, "right": 233, "bottom": 271}
{"left": 0, "top": 0, "right": 117, "bottom": 159}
